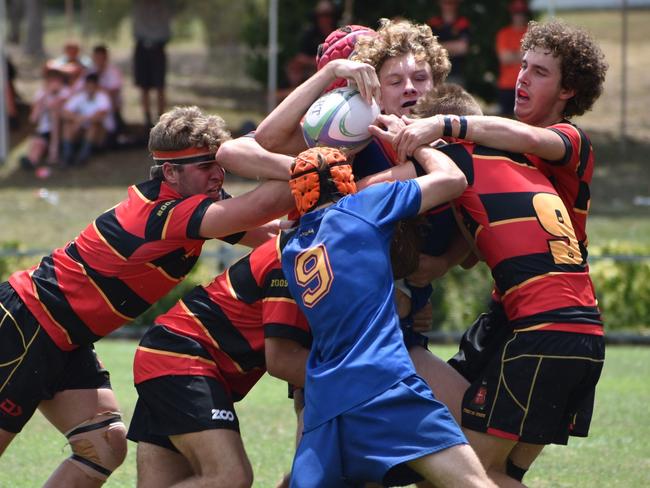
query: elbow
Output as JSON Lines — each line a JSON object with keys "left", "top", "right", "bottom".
{"left": 254, "top": 126, "right": 279, "bottom": 153}
{"left": 266, "top": 361, "right": 287, "bottom": 382}
{"left": 450, "top": 172, "right": 468, "bottom": 198}
{"left": 216, "top": 139, "right": 238, "bottom": 168}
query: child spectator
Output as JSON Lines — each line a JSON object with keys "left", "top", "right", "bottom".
{"left": 20, "top": 68, "right": 71, "bottom": 169}
{"left": 90, "top": 44, "right": 124, "bottom": 133}
{"left": 61, "top": 73, "right": 114, "bottom": 166}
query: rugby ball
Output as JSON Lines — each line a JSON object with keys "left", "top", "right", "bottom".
{"left": 302, "top": 87, "right": 380, "bottom": 152}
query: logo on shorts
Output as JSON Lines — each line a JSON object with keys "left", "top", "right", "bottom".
{"left": 472, "top": 383, "right": 488, "bottom": 409}
{"left": 211, "top": 409, "right": 235, "bottom": 421}
{"left": 0, "top": 398, "right": 23, "bottom": 417}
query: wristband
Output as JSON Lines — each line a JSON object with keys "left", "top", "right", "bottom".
{"left": 458, "top": 116, "right": 468, "bottom": 139}
{"left": 443, "top": 116, "right": 453, "bottom": 137}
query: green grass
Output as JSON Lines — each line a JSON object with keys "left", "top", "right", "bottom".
{"left": 0, "top": 342, "right": 648, "bottom": 487}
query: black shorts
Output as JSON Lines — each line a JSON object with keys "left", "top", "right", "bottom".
{"left": 127, "top": 375, "right": 240, "bottom": 453}
{"left": 0, "top": 282, "right": 111, "bottom": 433}
{"left": 461, "top": 330, "right": 605, "bottom": 445}
{"left": 134, "top": 39, "right": 167, "bottom": 89}
{"left": 448, "top": 300, "right": 509, "bottom": 383}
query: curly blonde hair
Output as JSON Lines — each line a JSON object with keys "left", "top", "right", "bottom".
{"left": 522, "top": 20, "right": 608, "bottom": 118}
{"left": 351, "top": 18, "right": 450, "bottom": 86}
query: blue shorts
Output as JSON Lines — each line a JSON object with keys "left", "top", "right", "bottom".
{"left": 290, "top": 375, "right": 467, "bottom": 487}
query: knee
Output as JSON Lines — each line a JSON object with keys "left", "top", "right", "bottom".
{"left": 66, "top": 411, "right": 128, "bottom": 481}
{"left": 201, "top": 469, "right": 252, "bottom": 488}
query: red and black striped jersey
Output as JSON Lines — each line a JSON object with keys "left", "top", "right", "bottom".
{"left": 9, "top": 179, "right": 242, "bottom": 351}
{"left": 439, "top": 142, "right": 603, "bottom": 336}
{"left": 527, "top": 121, "right": 593, "bottom": 250}
{"left": 133, "top": 233, "right": 310, "bottom": 401}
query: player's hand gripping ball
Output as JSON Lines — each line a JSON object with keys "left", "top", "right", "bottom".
{"left": 302, "top": 86, "right": 380, "bottom": 153}
{"left": 316, "top": 24, "right": 376, "bottom": 92}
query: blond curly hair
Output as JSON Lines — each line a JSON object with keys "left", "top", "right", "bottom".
{"left": 351, "top": 18, "right": 450, "bottom": 86}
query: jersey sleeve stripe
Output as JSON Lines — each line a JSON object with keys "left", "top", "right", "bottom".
{"left": 186, "top": 198, "right": 213, "bottom": 240}
{"left": 144, "top": 199, "right": 183, "bottom": 241}
{"left": 264, "top": 324, "right": 312, "bottom": 348}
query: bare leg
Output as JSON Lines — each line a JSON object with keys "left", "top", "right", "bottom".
{"left": 409, "top": 345, "right": 469, "bottom": 423}
{"left": 409, "top": 443, "right": 497, "bottom": 488}
{"left": 140, "top": 88, "right": 152, "bottom": 126}
{"left": 136, "top": 442, "right": 193, "bottom": 488}
{"left": 0, "top": 428, "right": 17, "bottom": 456}
{"left": 47, "top": 111, "right": 61, "bottom": 164}
{"left": 166, "top": 429, "right": 253, "bottom": 488}
{"left": 462, "top": 429, "right": 528, "bottom": 487}
{"left": 155, "top": 87, "right": 166, "bottom": 119}
{"left": 39, "top": 388, "right": 127, "bottom": 487}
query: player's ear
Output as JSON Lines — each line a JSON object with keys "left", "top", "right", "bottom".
{"left": 559, "top": 87, "right": 576, "bottom": 101}
{"left": 161, "top": 162, "right": 179, "bottom": 183}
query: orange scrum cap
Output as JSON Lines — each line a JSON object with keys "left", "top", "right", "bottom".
{"left": 289, "top": 147, "right": 357, "bottom": 215}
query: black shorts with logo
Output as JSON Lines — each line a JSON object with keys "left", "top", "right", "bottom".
{"left": 127, "top": 375, "right": 240, "bottom": 453}
{"left": 0, "top": 282, "right": 111, "bottom": 433}
{"left": 461, "top": 330, "right": 605, "bottom": 445}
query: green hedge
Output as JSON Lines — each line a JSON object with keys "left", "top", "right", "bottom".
{"left": 1, "top": 243, "right": 648, "bottom": 334}
{"left": 430, "top": 244, "right": 650, "bottom": 333}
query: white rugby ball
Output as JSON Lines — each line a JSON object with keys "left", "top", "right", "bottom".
{"left": 302, "top": 87, "right": 380, "bottom": 152}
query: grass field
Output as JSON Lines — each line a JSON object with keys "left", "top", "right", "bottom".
{"left": 0, "top": 7, "right": 648, "bottom": 487}
{"left": 0, "top": 341, "right": 648, "bottom": 487}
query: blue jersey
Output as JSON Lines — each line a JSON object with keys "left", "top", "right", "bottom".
{"left": 354, "top": 138, "right": 455, "bottom": 256}
{"left": 282, "top": 180, "right": 422, "bottom": 430}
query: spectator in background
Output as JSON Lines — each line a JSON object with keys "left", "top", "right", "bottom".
{"left": 20, "top": 68, "right": 71, "bottom": 169}
{"left": 61, "top": 73, "right": 114, "bottom": 166}
{"left": 277, "top": 0, "right": 338, "bottom": 102}
{"left": 5, "top": 56, "right": 20, "bottom": 130}
{"left": 49, "top": 40, "right": 92, "bottom": 87}
{"left": 133, "top": 0, "right": 172, "bottom": 127}
{"left": 90, "top": 44, "right": 125, "bottom": 134}
{"left": 495, "top": 0, "right": 530, "bottom": 116}
{"left": 427, "top": 0, "right": 471, "bottom": 86}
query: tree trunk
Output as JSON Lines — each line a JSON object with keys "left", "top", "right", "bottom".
{"left": 7, "top": 0, "right": 24, "bottom": 44}
{"left": 24, "top": 0, "right": 45, "bottom": 57}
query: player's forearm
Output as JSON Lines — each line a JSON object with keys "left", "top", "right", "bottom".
{"left": 217, "top": 137, "right": 293, "bottom": 181}
{"left": 199, "top": 180, "right": 294, "bottom": 239}
{"left": 265, "top": 338, "right": 308, "bottom": 388}
{"left": 413, "top": 146, "right": 467, "bottom": 213}
{"left": 237, "top": 219, "right": 281, "bottom": 248}
{"left": 464, "top": 115, "right": 566, "bottom": 161}
{"left": 255, "top": 67, "right": 336, "bottom": 155}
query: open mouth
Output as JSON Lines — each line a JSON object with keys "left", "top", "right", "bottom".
{"left": 516, "top": 89, "right": 529, "bottom": 101}
{"left": 401, "top": 100, "right": 417, "bottom": 108}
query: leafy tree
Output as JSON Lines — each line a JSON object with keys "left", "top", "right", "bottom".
{"left": 241, "top": 0, "right": 526, "bottom": 103}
